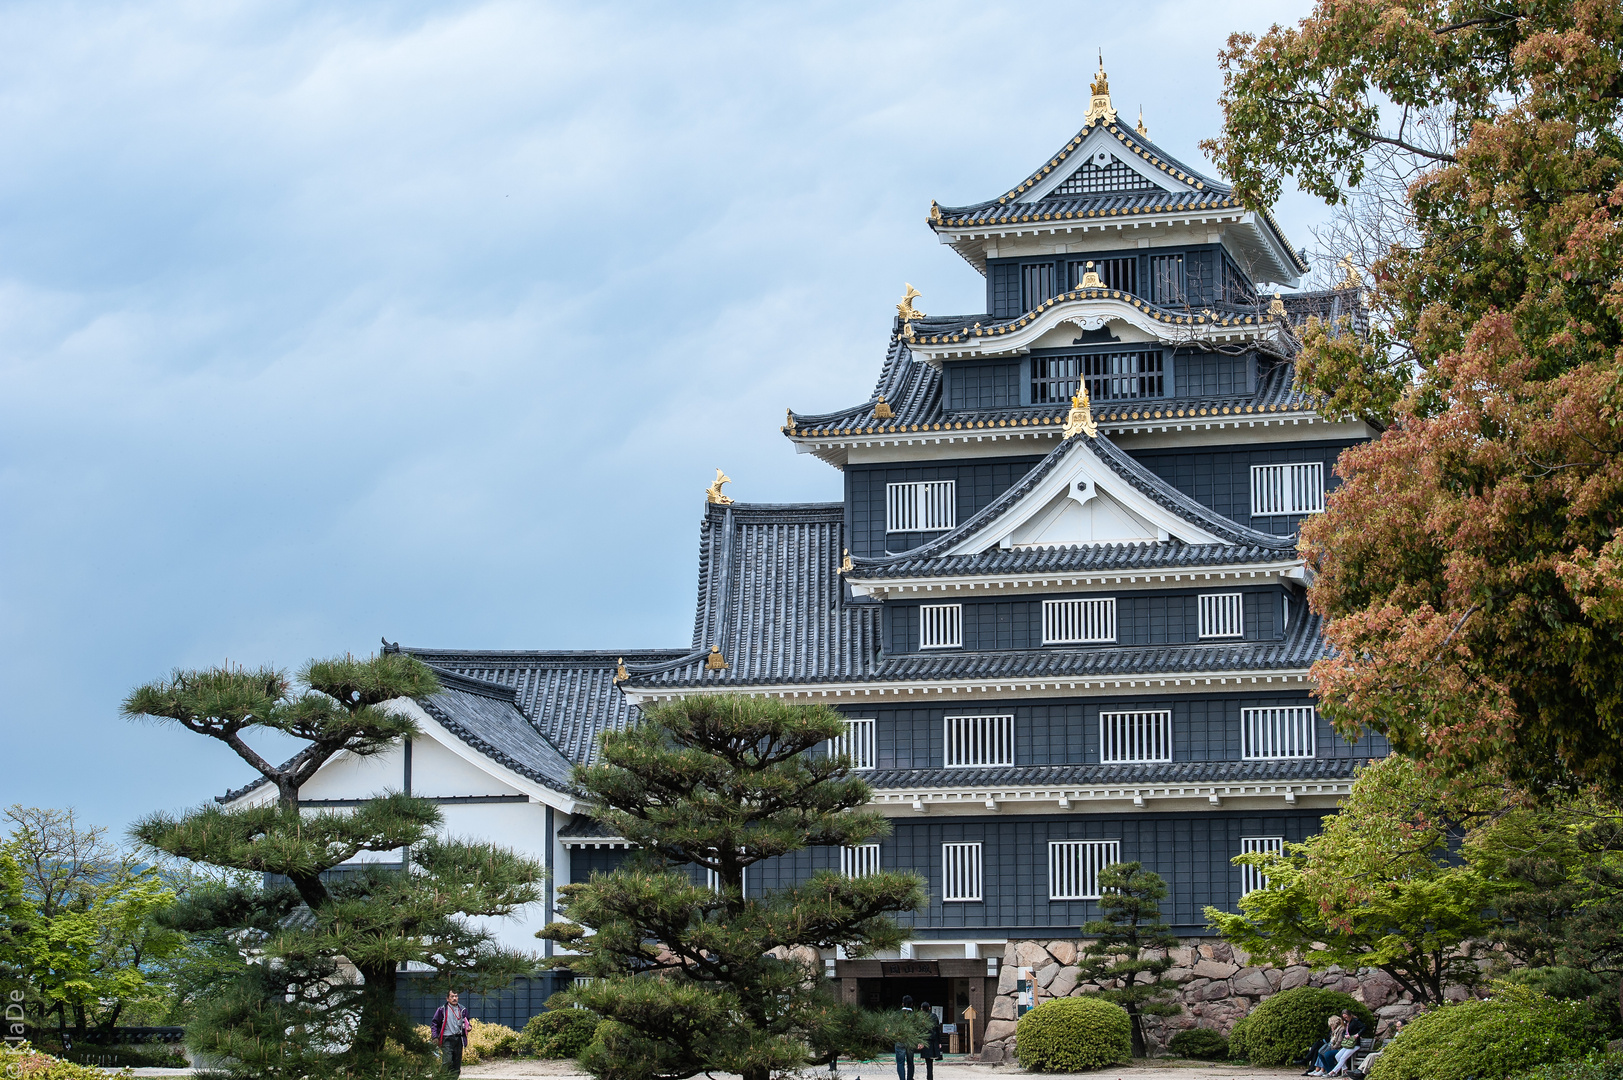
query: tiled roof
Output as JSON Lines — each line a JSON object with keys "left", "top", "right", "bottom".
{"left": 399, "top": 646, "right": 689, "bottom": 765}
{"left": 418, "top": 671, "right": 578, "bottom": 792}
{"left": 848, "top": 541, "right": 1294, "bottom": 580}
{"left": 938, "top": 188, "right": 1240, "bottom": 230}
{"left": 864, "top": 754, "right": 1357, "bottom": 790}
{"left": 1282, "top": 287, "right": 1369, "bottom": 337}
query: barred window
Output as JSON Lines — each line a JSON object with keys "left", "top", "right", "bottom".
{"left": 1043, "top": 598, "right": 1116, "bottom": 644}
{"left": 1047, "top": 160, "right": 1157, "bottom": 196}
{"left": 1048, "top": 840, "right": 1120, "bottom": 900}
{"left": 919, "top": 604, "right": 962, "bottom": 649}
{"left": 1031, "top": 351, "right": 1164, "bottom": 404}
{"left": 1021, "top": 262, "right": 1055, "bottom": 311}
{"left": 1069, "top": 256, "right": 1137, "bottom": 295}
{"left": 1150, "top": 253, "right": 1185, "bottom": 305}
{"left": 944, "top": 714, "right": 1015, "bottom": 768}
{"left": 828, "top": 718, "right": 875, "bottom": 770}
{"left": 1099, "top": 710, "right": 1173, "bottom": 763}
{"left": 842, "top": 844, "right": 881, "bottom": 879}
{"left": 1241, "top": 706, "right": 1316, "bottom": 760}
{"left": 942, "top": 842, "right": 983, "bottom": 901}
{"left": 887, "top": 480, "right": 956, "bottom": 532}
{"left": 1239, "top": 836, "right": 1284, "bottom": 895}
{"left": 1251, "top": 463, "right": 1325, "bottom": 516}
{"left": 1199, "top": 593, "right": 1244, "bottom": 639}
{"left": 702, "top": 866, "right": 747, "bottom": 893}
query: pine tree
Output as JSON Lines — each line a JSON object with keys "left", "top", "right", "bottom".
{"left": 539, "top": 694, "right": 927, "bottom": 1080}
{"left": 1075, "top": 862, "right": 1182, "bottom": 1058}
{"left": 125, "top": 653, "right": 544, "bottom": 1079}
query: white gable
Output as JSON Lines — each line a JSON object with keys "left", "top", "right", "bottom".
{"left": 945, "top": 439, "right": 1229, "bottom": 556}
{"left": 1022, "top": 126, "right": 1192, "bottom": 202}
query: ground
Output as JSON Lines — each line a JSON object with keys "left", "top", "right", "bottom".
{"left": 126, "top": 1061, "right": 1303, "bottom": 1080}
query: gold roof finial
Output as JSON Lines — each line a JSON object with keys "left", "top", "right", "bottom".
{"left": 1063, "top": 384, "right": 1098, "bottom": 440}
{"left": 705, "top": 645, "right": 729, "bottom": 671}
{"left": 785, "top": 408, "right": 796, "bottom": 433}
{"left": 838, "top": 548, "right": 854, "bottom": 575}
{"left": 1337, "top": 256, "right": 1361, "bottom": 290}
{"left": 897, "top": 283, "right": 925, "bottom": 322}
{"left": 1268, "top": 291, "right": 1288, "bottom": 319}
{"left": 705, "top": 468, "right": 734, "bottom": 505}
{"left": 613, "top": 657, "right": 629, "bottom": 684}
{"left": 1078, "top": 260, "right": 1103, "bottom": 289}
{"left": 1085, "top": 52, "right": 1117, "bottom": 125}
{"left": 928, "top": 200, "right": 942, "bottom": 225}
{"left": 1136, "top": 107, "right": 1149, "bottom": 138}
{"left": 874, "top": 395, "right": 894, "bottom": 419}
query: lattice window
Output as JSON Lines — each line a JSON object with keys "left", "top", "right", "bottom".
{"left": 1070, "top": 256, "right": 1137, "bottom": 294}
{"left": 1241, "top": 706, "right": 1316, "bottom": 760}
{"left": 702, "top": 866, "right": 747, "bottom": 893}
{"left": 942, "top": 842, "right": 983, "bottom": 901}
{"left": 1250, "top": 463, "right": 1325, "bottom": 516}
{"left": 1047, "top": 160, "right": 1158, "bottom": 196}
{"left": 1199, "top": 593, "right": 1244, "bottom": 639}
{"left": 1239, "top": 836, "right": 1284, "bottom": 895}
{"left": 1150, "top": 253, "right": 1185, "bottom": 305}
{"left": 1031, "top": 351, "right": 1164, "bottom": 404}
{"left": 1043, "top": 598, "right": 1117, "bottom": 644}
{"left": 1021, "top": 262, "right": 1055, "bottom": 311}
{"left": 842, "top": 844, "right": 881, "bottom": 879}
{"left": 1048, "top": 840, "right": 1120, "bottom": 899}
{"left": 944, "top": 714, "right": 1015, "bottom": 768}
{"left": 1099, "top": 710, "right": 1173, "bottom": 763}
{"left": 886, "top": 480, "right": 956, "bottom": 532}
{"left": 828, "top": 718, "right": 875, "bottom": 770}
{"left": 919, "top": 604, "right": 962, "bottom": 649}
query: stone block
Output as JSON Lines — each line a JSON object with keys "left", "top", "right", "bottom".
{"left": 991, "top": 995, "right": 1016, "bottom": 1021}
{"left": 983, "top": 1019, "right": 1018, "bottom": 1043}
{"left": 1359, "top": 971, "right": 1399, "bottom": 1008}
{"left": 1232, "top": 967, "right": 1273, "bottom": 997}
{"left": 1036, "top": 962, "right": 1060, "bottom": 988}
{"left": 1167, "top": 965, "right": 1198, "bottom": 983}
{"left": 1048, "top": 967, "right": 1078, "bottom": 999}
{"left": 1376, "top": 1004, "right": 1414, "bottom": 1019}
{"left": 997, "top": 964, "right": 1018, "bottom": 996}
{"left": 1279, "top": 965, "right": 1312, "bottom": 991}
{"left": 1339, "top": 976, "right": 1361, "bottom": 994}
{"left": 1444, "top": 985, "right": 1469, "bottom": 1003}
{"left": 978, "top": 1043, "right": 1004, "bottom": 1064}
{"left": 1171, "top": 945, "right": 1197, "bottom": 967}
{"left": 1202, "top": 980, "right": 1231, "bottom": 1001}
{"left": 1016, "top": 940, "right": 1050, "bottom": 968}
{"left": 1194, "top": 959, "right": 1240, "bottom": 979}
{"left": 1048, "top": 940, "right": 1077, "bottom": 966}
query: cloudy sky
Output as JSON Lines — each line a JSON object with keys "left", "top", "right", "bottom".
{"left": 1, "top": 0, "right": 1323, "bottom": 832}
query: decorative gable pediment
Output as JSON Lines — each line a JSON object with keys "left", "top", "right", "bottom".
{"left": 1008, "top": 485, "right": 1161, "bottom": 547}
{"left": 1022, "top": 125, "right": 1189, "bottom": 202}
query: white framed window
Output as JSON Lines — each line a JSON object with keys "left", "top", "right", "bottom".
{"left": 887, "top": 480, "right": 956, "bottom": 533}
{"left": 1251, "top": 462, "right": 1325, "bottom": 516}
{"left": 841, "top": 844, "right": 881, "bottom": 879}
{"left": 1199, "top": 593, "right": 1244, "bottom": 639}
{"left": 1239, "top": 836, "right": 1285, "bottom": 895}
{"left": 1098, "top": 710, "right": 1173, "bottom": 763}
{"left": 1048, "top": 840, "right": 1121, "bottom": 900}
{"left": 1241, "top": 706, "right": 1316, "bottom": 760}
{"left": 1043, "top": 598, "right": 1117, "bottom": 644}
{"left": 944, "top": 714, "right": 1015, "bottom": 768}
{"left": 919, "top": 604, "right": 963, "bottom": 649}
{"left": 702, "top": 866, "right": 747, "bottom": 893}
{"left": 829, "top": 718, "right": 875, "bottom": 770}
{"left": 942, "top": 842, "right": 983, "bottom": 901}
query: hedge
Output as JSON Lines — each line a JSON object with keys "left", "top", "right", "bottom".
{"left": 1168, "top": 1027, "right": 1230, "bottom": 1060}
{"left": 1226, "top": 987, "right": 1375, "bottom": 1066}
{"left": 518, "top": 1008, "right": 601, "bottom": 1058}
{"left": 1366, "top": 985, "right": 1598, "bottom": 1080}
{"left": 1014, "top": 997, "right": 1132, "bottom": 1072}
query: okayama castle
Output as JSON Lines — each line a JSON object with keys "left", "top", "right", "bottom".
{"left": 223, "top": 66, "right": 1381, "bottom": 1004}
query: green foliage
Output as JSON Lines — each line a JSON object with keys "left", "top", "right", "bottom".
{"left": 125, "top": 652, "right": 544, "bottom": 1079}
{"left": 0, "top": 1041, "right": 119, "bottom": 1079}
{"left": 519, "top": 1007, "right": 601, "bottom": 1059}
{"left": 540, "top": 694, "right": 927, "bottom": 1080}
{"left": 1509, "top": 1052, "right": 1623, "bottom": 1080}
{"left": 1367, "top": 984, "right": 1599, "bottom": 1080}
{"left": 1224, "top": 988, "right": 1373, "bottom": 1067}
{"left": 1208, "top": 756, "right": 1496, "bottom": 1005}
{"left": 1503, "top": 967, "right": 1606, "bottom": 1001}
{"left": 1074, "top": 862, "right": 1181, "bottom": 1057}
{"left": 1013, "top": 997, "right": 1131, "bottom": 1072}
{"left": 1167, "top": 1027, "right": 1229, "bottom": 1061}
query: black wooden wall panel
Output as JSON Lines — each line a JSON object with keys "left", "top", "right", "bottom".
{"left": 846, "top": 456, "right": 1044, "bottom": 557}
{"left": 1174, "top": 352, "right": 1254, "bottom": 397}
{"left": 946, "top": 361, "right": 1021, "bottom": 411}
{"left": 1126, "top": 440, "right": 1358, "bottom": 537}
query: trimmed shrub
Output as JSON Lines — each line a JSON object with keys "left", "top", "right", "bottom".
{"left": 1225, "top": 987, "right": 1374, "bottom": 1066}
{"left": 1015, "top": 997, "right": 1132, "bottom": 1072}
{"left": 1509, "top": 1052, "right": 1623, "bottom": 1080}
{"left": 519, "top": 1008, "right": 601, "bottom": 1058}
{"left": 1168, "top": 1027, "right": 1230, "bottom": 1060}
{"left": 0, "top": 1041, "right": 117, "bottom": 1079}
{"left": 1365, "top": 984, "right": 1598, "bottom": 1080}
{"left": 413, "top": 1019, "right": 520, "bottom": 1065}
{"left": 1504, "top": 967, "right": 1607, "bottom": 1001}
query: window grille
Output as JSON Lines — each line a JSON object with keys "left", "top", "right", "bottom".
{"left": 886, "top": 480, "right": 956, "bottom": 533}
{"left": 842, "top": 844, "right": 881, "bottom": 879}
{"left": 919, "top": 604, "right": 962, "bottom": 649}
{"left": 701, "top": 866, "right": 747, "bottom": 893}
{"left": 1150, "top": 253, "right": 1185, "bottom": 305}
{"left": 942, "top": 842, "right": 983, "bottom": 901}
{"left": 1199, "top": 593, "right": 1244, "bottom": 639}
{"left": 1031, "top": 351, "right": 1164, "bottom": 404}
{"left": 1047, "top": 160, "right": 1157, "bottom": 196}
{"left": 944, "top": 714, "right": 1015, "bottom": 768}
{"left": 1048, "top": 840, "right": 1120, "bottom": 899}
{"left": 1020, "top": 262, "right": 1054, "bottom": 311}
{"left": 1099, "top": 710, "right": 1173, "bottom": 763}
{"left": 1043, "top": 598, "right": 1116, "bottom": 644}
{"left": 1239, "top": 836, "right": 1284, "bottom": 895}
{"left": 1250, "top": 463, "right": 1325, "bottom": 516}
{"left": 829, "top": 718, "right": 875, "bottom": 770}
{"left": 1241, "top": 706, "right": 1316, "bottom": 760}
{"left": 1223, "top": 255, "right": 1256, "bottom": 304}
{"left": 1070, "top": 256, "right": 1137, "bottom": 295}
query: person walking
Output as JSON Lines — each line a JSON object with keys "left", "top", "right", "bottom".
{"left": 894, "top": 996, "right": 916, "bottom": 1080}
{"left": 431, "top": 989, "right": 472, "bottom": 1076}
{"left": 917, "top": 1001, "right": 942, "bottom": 1080}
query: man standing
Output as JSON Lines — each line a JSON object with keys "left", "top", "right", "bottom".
{"left": 431, "top": 989, "right": 472, "bottom": 1076}
{"left": 917, "top": 1001, "right": 942, "bottom": 1080}
{"left": 894, "top": 995, "right": 916, "bottom": 1080}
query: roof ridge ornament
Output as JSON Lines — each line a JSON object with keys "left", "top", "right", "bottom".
{"left": 838, "top": 548, "right": 854, "bottom": 575}
{"left": 704, "top": 645, "right": 729, "bottom": 671}
{"left": 1136, "top": 106, "right": 1149, "bottom": 139}
{"left": 1268, "top": 292, "right": 1288, "bottom": 320}
{"left": 705, "top": 469, "right": 734, "bottom": 505}
{"left": 928, "top": 200, "right": 942, "bottom": 225}
{"left": 874, "top": 395, "right": 894, "bottom": 419}
{"left": 1063, "top": 384, "right": 1099, "bottom": 440}
{"left": 613, "top": 657, "right": 629, "bottom": 685}
{"left": 897, "top": 283, "right": 925, "bottom": 322}
{"left": 1085, "top": 53, "right": 1117, "bottom": 125}
{"left": 1078, "top": 261, "right": 1104, "bottom": 288}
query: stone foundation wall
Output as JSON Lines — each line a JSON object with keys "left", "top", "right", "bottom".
{"left": 977, "top": 938, "right": 1453, "bottom": 1063}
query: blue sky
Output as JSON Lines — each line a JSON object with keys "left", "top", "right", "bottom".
{"left": 0, "top": 0, "right": 1322, "bottom": 832}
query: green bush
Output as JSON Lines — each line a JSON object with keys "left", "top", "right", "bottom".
{"left": 519, "top": 1008, "right": 601, "bottom": 1059}
{"left": 1225, "top": 987, "right": 1374, "bottom": 1066}
{"left": 1504, "top": 967, "right": 1607, "bottom": 1000}
{"left": 1015, "top": 997, "right": 1132, "bottom": 1072}
{"left": 1365, "top": 984, "right": 1598, "bottom": 1080}
{"left": 1508, "top": 1052, "right": 1623, "bottom": 1080}
{"left": 1168, "top": 1027, "right": 1230, "bottom": 1060}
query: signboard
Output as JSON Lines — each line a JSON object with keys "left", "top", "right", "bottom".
{"left": 941, "top": 1024, "right": 957, "bottom": 1034}
{"left": 879, "top": 960, "right": 941, "bottom": 977}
